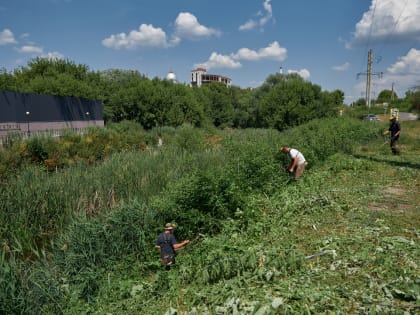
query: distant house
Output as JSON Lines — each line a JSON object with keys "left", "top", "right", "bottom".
{"left": 191, "top": 68, "right": 232, "bottom": 87}
{"left": 0, "top": 91, "right": 104, "bottom": 139}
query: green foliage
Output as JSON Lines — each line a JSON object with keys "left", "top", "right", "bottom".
{"left": 171, "top": 123, "right": 207, "bottom": 152}
{"left": 1, "top": 58, "right": 347, "bottom": 131}
{"left": 153, "top": 168, "right": 244, "bottom": 236}
{"left": 406, "top": 89, "right": 420, "bottom": 113}
{"left": 256, "top": 74, "right": 339, "bottom": 130}
{"left": 5, "top": 57, "right": 101, "bottom": 99}
{"left": 279, "top": 117, "right": 382, "bottom": 164}
{"left": 0, "top": 126, "right": 151, "bottom": 179}
{"left": 199, "top": 82, "right": 235, "bottom": 128}
{"left": 26, "top": 135, "right": 56, "bottom": 162}
{"left": 0, "top": 252, "right": 63, "bottom": 315}
{"left": 377, "top": 89, "right": 397, "bottom": 103}
{"left": 223, "top": 136, "right": 281, "bottom": 192}
{"left": 0, "top": 254, "right": 24, "bottom": 314}
{"left": 55, "top": 201, "right": 156, "bottom": 275}
{"left": 0, "top": 119, "right": 418, "bottom": 314}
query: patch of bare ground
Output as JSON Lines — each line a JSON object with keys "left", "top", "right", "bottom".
{"left": 369, "top": 186, "right": 414, "bottom": 212}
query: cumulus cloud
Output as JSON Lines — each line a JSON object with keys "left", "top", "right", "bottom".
{"left": 348, "top": 0, "right": 420, "bottom": 47}
{"left": 174, "top": 12, "right": 221, "bottom": 40}
{"left": 43, "top": 51, "right": 65, "bottom": 60}
{"left": 13, "top": 36, "right": 64, "bottom": 60}
{"left": 102, "top": 24, "right": 169, "bottom": 49}
{"left": 102, "top": 12, "right": 220, "bottom": 49}
{"left": 16, "top": 45, "right": 43, "bottom": 54}
{"left": 233, "top": 41, "right": 287, "bottom": 61}
{"left": 0, "top": 29, "right": 17, "bottom": 45}
{"left": 194, "top": 41, "right": 287, "bottom": 71}
{"left": 333, "top": 62, "right": 350, "bottom": 71}
{"left": 238, "top": 20, "right": 257, "bottom": 31}
{"left": 287, "top": 69, "right": 311, "bottom": 79}
{"left": 194, "top": 52, "right": 242, "bottom": 70}
{"left": 351, "top": 49, "right": 420, "bottom": 103}
{"left": 259, "top": 0, "right": 273, "bottom": 26}
{"left": 388, "top": 48, "right": 420, "bottom": 74}
{"left": 239, "top": 0, "right": 273, "bottom": 31}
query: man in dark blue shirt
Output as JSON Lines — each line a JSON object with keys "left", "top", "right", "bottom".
{"left": 384, "top": 117, "right": 401, "bottom": 155}
{"left": 155, "top": 223, "right": 190, "bottom": 270}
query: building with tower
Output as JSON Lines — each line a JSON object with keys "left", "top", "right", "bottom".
{"left": 191, "top": 68, "right": 231, "bottom": 87}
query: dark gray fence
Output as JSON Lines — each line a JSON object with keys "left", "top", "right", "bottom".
{"left": 0, "top": 91, "right": 104, "bottom": 142}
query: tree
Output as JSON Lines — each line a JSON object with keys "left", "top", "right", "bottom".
{"left": 0, "top": 68, "right": 16, "bottom": 91}
{"left": 351, "top": 98, "right": 366, "bottom": 107}
{"left": 255, "top": 74, "right": 338, "bottom": 131}
{"left": 406, "top": 90, "right": 420, "bottom": 113}
{"left": 231, "top": 86, "right": 255, "bottom": 128}
{"left": 1, "top": 57, "right": 102, "bottom": 99}
{"left": 195, "top": 83, "right": 234, "bottom": 128}
{"left": 377, "top": 89, "right": 398, "bottom": 104}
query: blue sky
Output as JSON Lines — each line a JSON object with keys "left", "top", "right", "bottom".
{"left": 1, "top": 0, "right": 419, "bottom": 104}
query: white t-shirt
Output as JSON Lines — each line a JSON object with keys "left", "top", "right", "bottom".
{"left": 289, "top": 148, "right": 306, "bottom": 165}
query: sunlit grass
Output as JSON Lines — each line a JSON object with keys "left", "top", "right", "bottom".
{"left": 0, "top": 118, "right": 418, "bottom": 314}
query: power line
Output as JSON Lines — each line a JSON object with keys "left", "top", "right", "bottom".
{"left": 357, "top": 1, "right": 378, "bottom": 77}
{"left": 376, "top": 0, "right": 409, "bottom": 62}
{"left": 366, "top": 0, "right": 377, "bottom": 50}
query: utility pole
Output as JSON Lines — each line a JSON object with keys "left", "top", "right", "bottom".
{"left": 25, "top": 111, "right": 30, "bottom": 136}
{"left": 357, "top": 49, "right": 383, "bottom": 110}
{"left": 366, "top": 49, "right": 372, "bottom": 109}
{"left": 391, "top": 82, "right": 395, "bottom": 101}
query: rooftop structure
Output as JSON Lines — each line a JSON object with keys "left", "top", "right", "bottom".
{"left": 166, "top": 70, "right": 177, "bottom": 82}
{"left": 191, "top": 68, "right": 231, "bottom": 87}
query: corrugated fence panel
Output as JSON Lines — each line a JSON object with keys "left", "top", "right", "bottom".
{"left": 0, "top": 91, "right": 103, "bottom": 123}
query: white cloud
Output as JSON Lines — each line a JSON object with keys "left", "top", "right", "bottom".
{"left": 239, "top": 20, "right": 257, "bottom": 31}
{"left": 16, "top": 45, "right": 43, "bottom": 54}
{"left": 388, "top": 48, "right": 420, "bottom": 74}
{"left": 333, "top": 62, "right": 350, "bottom": 71}
{"left": 195, "top": 41, "right": 287, "bottom": 70}
{"left": 102, "top": 24, "right": 169, "bottom": 49}
{"left": 102, "top": 13, "right": 220, "bottom": 49}
{"left": 174, "top": 12, "right": 221, "bottom": 40}
{"left": 0, "top": 29, "right": 17, "bottom": 45}
{"left": 195, "top": 52, "right": 241, "bottom": 70}
{"left": 233, "top": 48, "right": 260, "bottom": 61}
{"left": 239, "top": 0, "right": 273, "bottom": 31}
{"left": 352, "top": 49, "right": 420, "bottom": 103}
{"left": 43, "top": 51, "right": 65, "bottom": 60}
{"left": 260, "top": 0, "right": 273, "bottom": 26}
{"left": 233, "top": 41, "right": 287, "bottom": 61}
{"left": 195, "top": 41, "right": 287, "bottom": 71}
{"left": 349, "top": 0, "right": 420, "bottom": 47}
{"left": 287, "top": 69, "right": 311, "bottom": 79}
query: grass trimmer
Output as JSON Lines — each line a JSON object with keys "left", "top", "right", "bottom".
{"left": 380, "top": 129, "right": 390, "bottom": 147}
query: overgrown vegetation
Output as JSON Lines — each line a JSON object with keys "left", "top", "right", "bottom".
{"left": 1, "top": 118, "right": 418, "bottom": 314}
{"left": 1, "top": 58, "right": 343, "bottom": 130}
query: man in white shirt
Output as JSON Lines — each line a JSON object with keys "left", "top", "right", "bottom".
{"left": 281, "top": 146, "right": 308, "bottom": 181}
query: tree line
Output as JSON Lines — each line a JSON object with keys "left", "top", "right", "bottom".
{"left": 2, "top": 57, "right": 345, "bottom": 130}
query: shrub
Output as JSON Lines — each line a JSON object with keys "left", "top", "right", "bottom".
{"left": 54, "top": 201, "right": 156, "bottom": 275}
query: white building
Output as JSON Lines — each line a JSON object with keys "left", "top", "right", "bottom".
{"left": 191, "top": 68, "right": 231, "bottom": 87}
{"left": 166, "top": 70, "right": 177, "bottom": 82}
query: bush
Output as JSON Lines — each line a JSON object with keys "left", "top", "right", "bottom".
{"left": 55, "top": 201, "right": 157, "bottom": 275}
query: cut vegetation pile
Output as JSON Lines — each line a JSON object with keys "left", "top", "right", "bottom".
{"left": 0, "top": 118, "right": 419, "bottom": 314}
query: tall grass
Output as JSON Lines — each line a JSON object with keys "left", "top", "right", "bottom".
{"left": 0, "top": 117, "right": 395, "bottom": 313}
